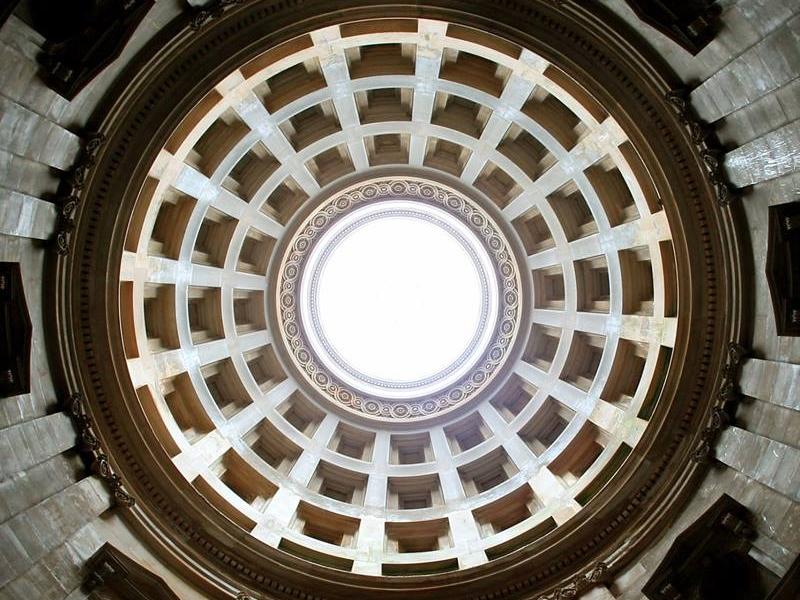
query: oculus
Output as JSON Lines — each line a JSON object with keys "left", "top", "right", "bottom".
{"left": 302, "top": 200, "right": 496, "bottom": 398}
{"left": 277, "top": 177, "right": 522, "bottom": 419}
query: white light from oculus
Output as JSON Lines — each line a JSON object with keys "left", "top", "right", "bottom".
{"left": 317, "top": 216, "right": 481, "bottom": 383}
{"left": 299, "top": 199, "right": 499, "bottom": 400}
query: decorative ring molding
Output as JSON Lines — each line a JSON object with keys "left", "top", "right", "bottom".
{"left": 691, "top": 342, "right": 747, "bottom": 464}
{"left": 53, "top": 133, "right": 105, "bottom": 255}
{"left": 277, "top": 176, "right": 520, "bottom": 419}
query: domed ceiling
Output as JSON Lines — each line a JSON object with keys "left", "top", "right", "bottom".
{"left": 54, "top": 1, "right": 743, "bottom": 598}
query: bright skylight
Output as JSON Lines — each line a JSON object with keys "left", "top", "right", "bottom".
{"left": 316, "top": 214, "right": 483, "bottom": 384}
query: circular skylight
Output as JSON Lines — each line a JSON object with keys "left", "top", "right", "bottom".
{"left": 316, "top": 210, "right": 482, "bottom": 383}
{"left": 300, "top": 199, "right": 499, "bottom": 399}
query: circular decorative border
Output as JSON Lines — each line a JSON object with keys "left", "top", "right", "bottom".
{"left": 279, "top": 177, "right": 521, "bottom": 419}
{"left": 304, "top": 203, "right": 495, "bottom": 394}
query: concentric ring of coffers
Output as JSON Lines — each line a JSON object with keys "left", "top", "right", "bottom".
{"left": 279, "top": 176, "right": 519, "bottom": 419}
{"left": 117, "top": 15, "right": 680, "bottom": 579}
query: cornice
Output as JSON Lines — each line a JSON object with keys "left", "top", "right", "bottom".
{"left": 535, "top": 563, "right": 608, "bottom": 600}
{"left": 664, "top": 88, "right": 736, "bottom": 208}
{"left": 189, "top": 0, "right": 246, "bottom": 31}
{"left": 65, "top": 391, "right": 136, "bottom": 508}
{"left": 53, "top": 133, "right": 106, "bottom": 255}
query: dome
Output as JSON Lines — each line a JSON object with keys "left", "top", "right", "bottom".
{"left": 110, "top": 11, "right": 686, "bottom": 579}
{"left": 1, "top": 1, "right": 797, "bottom": 600}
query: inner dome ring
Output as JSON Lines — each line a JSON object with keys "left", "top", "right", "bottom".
{"left": 276, "top": 176, "right": 523, "bottom": 420}
{"left": 301, "top": 200, "right": 497, "bottom": 398}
